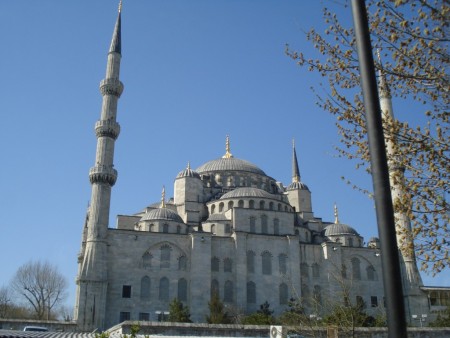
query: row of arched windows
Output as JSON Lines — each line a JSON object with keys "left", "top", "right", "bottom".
{"left": 146, "top": 223, "right": 186, "bottom": 234}
{"left": 246, "top": 251, "right": 288, "bottom": 275}
{"left": 249, "top": 216, "right": 280, "bottom": 235}
{"left": 139, "top": 276, "right": 188, "bottom": 302}
{"left": 246, "top": 281, "right": 288, "bottom": 305}
{"left": 211, "top": 279, "right": 234, "bottom": 302}
{"left": 210, "top": 200, "right": 291, "bottom": 214}
{"left": 350, "top": 258, "right": 378, "bottom": 281}
{"left": 211, "top": 257, "right": 233, "bottom": 272}
{"left": 142, "top": 245, "right": 187, "bottom": 270}
{"left": 300, "top": 263, "right": 320, "bottom": 278}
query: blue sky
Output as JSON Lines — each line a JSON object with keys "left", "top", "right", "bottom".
{"left": 0, "top": 0, "right": 448, "bottom": 311}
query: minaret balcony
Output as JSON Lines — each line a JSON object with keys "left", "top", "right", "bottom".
{"left": 95, "top": 120, "right": 120, "bottom": 140}
{"left": 99, "top": 78, "right": 124, "bottom": 97}
{"left": 89, "top": 165, "right": 118, "bottom": 186}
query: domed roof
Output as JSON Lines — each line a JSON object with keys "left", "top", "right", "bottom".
{"left": 177, "top": 162, "right": 200, "bottom": 179}
{"left": 220, "top": 187, "right": 274, "bottom": 199}
{"left": 206, "top": 213, "right": 230, "bottom": 222}
{"left": 323, "top": 223, "right": 360, "bottom": 237}
{"left": 140, "top": 207, "right": 184, "bottom": 223}
{"left": 196, "top": 157, "right": 266, "bottom": 176}
{"left": 287, "top": 181, "right": 309, "bottom": 191}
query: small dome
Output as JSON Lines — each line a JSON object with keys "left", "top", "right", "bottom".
{"left": 206, "top": 213, "right": 230, "bottom": 222}
{"left": 287, "top": 181, "right": 309, "bottom": 191}
{"left": 323, "top": 223, "right": 360, "bottom": 237}
{"left": 220, "top": 187, "right": 274, "bottom": 199}
{"left": 196, "top": 157, "right": 266, "bottom": 175}
{"left": 141, "top": 208, "right": 183, "bottom": 223}
{"left": 177, "top": 167, "right": 200, "bottom": 179}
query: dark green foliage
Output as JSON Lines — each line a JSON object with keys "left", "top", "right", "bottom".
{"left": 257, "top": 301, "right": 274, "bottom": 316}
{"left": 241, "top": 312, "right": 276, "bottom": 325}
{"left": 168, "top": 298, "right": 191, "bottom": 323}
{"left": 206, "top": 292, "right": 230, "bottom": 324}
{"left": 429, "top": 307, "right": 450, "bottom": 327}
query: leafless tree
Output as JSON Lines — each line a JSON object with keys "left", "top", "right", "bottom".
{"left": 11, "top": 261, "right": 67, "bottom": 320}
{"left": 0, "top": 286, "right": 11, "bottom": 318}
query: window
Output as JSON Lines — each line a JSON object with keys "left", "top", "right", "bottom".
{"left": 228, "top": 201, "right": 234, "bottom": 210}
{"left": 211, "top": 279, "right": 219, "bottom": 298}
{"left": 142, "top": 252, "right": 152, "bottom": 268}
{"left": 163, "top": 223, "right": 169, "bottom": 233}
{"left": 178, "top": 278, "right": 187, "bottom": 301}
{"left": 247, "top": 251, "right": 255, "bottom": 273}
{"left": 261, "top": 215, "right": 268, "bottom": 234}
{"left": 300, "top": 263, "right": 309, "bottom": 277}
{"left": 302, "top": 284, "right": 310, "bottom": 305}
{"left": 269, "top": 202, "right": 274, "bottom": 210}
{"left": 262, "top": 251, "right": 272, "bottom": 275}
{"left": 348, "top": 237, "right": 353, "bottom": 247}
{"left": 341, "top": 264, "right": 347, "bottom": 279}
{"left": 238, "top": 200, "right": 244, "bottom": 208}
{"left": 273, "top": 219, "right": 280, "bottom": 235}
{"left": 312, "top": 263, "right": 320, "bottom": 278}
{"left": 119, "top": 312, "right": 130, "bottom": 322}
{"left": 313, "top": 285, "right": 322, "bottom": 305}
{"left": 249, "top": 200, "right": 255, "bottom": 209}
{"left": 279, "top": 283, "right": 288, "bottom": 305}
{"left": 178, "top": 255, "right": 187, "bottom": 270}
{"left": 176, "top": 225, "right": 181, "bottom": 234}
{"left": 219, "top": 202, "right": 224, "bottom": 212}
{"left": 247, "top": 281, "right": 256, "bottom": 304}
{"left": 211, "top": 257, "right": 220, "bottom": 272}
{"left": 249, "top": 217, "right": 256, "bottom": 233}
{"left": 140, "top": 276, "right": 150, "bottom": 300}
{"left": 371, "top": 296, "right": 378, "bottom": 307}
{"left": 351, "top": 258, "right": 361, "bottom": 280}
{"left": 122, "top": 285, "right": 131, "bottom": 298}
{"left": 279, "top": 254, "right": 287, "bottom": 275}
{"left": 224, "top": 280, "right": 233, "bottom": 302}
{"left": 225, "top": 224, "right": 231, "bottom": 234}
{"left": 259, "top": 201, "right": 265, "bottom": 209}
{"left": 211, "top": 224, "right": 216, "bottom": 234}
{"left": 367, "top": 266, "right": 377, "bottom": 281}
{"left": 356, "top": 296, "right": 365, "bottom": 309}
{"left": 159, "top": 277, "right": 169, "bottom": 301}
{"left": 139, "top": 312, "right": 150, "bottom": 321}
{"left": 224, "top": 258, "right": 233, "bottom": 273}
{"left": 160, "top": 244, "right": 171, "bottom": 268}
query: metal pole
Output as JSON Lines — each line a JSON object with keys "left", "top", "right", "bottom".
{"left": 350, "top": 1, "right": 407, "bottom": 337}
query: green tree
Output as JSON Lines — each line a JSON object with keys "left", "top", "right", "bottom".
{"left": 286, "top": 0, "right": 449, "bottom": 274}
{"left": 429, "top": 306, "right": 450, "bottom": 327}
{"left": 242, "top": 301, "right": 276, "bottom": 325}
{"left": 206, "top": 292, "right": 230, "bottom": 324}
{"left": 168, "top": 298, "right": 191, "bottom": 323}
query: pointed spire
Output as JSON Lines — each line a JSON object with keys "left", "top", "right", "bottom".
{"left": 222, "top": 135, "right": 233, "bottom": 158}
{"left": 160, "top": 186, "right": 166, "bottom": 208}
{"left": 377, "top": 49, "right": 391, "bottom": 99}
{"left": 109, "top": 1, "right": 122, "bottom": 54}
{"left": 187, "top": 161, "right": 191, "bottom": 170}
{"left": 292, "top": 139, "right": 301, "bottom": 183}
{"left": 334, "top": 203, "right": 339, "bottom": 224}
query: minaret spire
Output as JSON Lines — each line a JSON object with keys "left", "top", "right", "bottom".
{"left": 160, "top": 186, "right": 166, "bottom": 208}
{"left": 292, "top": 139, "right": 301, "bottom": 183}
{"left": 222, "top": 135, "right": 233, "bottom": 158}
{"left": 76, "top": 1, "right": 124, "bottom": 331}
{"left": 334, "top": 203, "right": 339, "bottom": 224}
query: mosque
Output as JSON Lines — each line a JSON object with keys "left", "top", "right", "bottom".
{"left": 74, "top": 3, "right": 441, "bottom": 332}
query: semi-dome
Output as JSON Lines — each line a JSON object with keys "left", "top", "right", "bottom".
{"left": 322, "top": 223, "right": 360, "bottom": 237}
{"left": 196, "top": 157, "right": 266, "bottom": 176}
{"left": 220, "top": 187, "right": 274, "bottom": 199}
{"left": 141, "top": 207, "right": 184, "bottom": 223}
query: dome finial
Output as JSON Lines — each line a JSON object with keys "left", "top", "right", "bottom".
{"left": 118, "top": 0, "right": 122, "bottom": 13}
{"left": 222, "top": 135, "right": 233, "bottom": 159}
{"left": 334, "top": 203, "right": 339, "bottom": 224}
{"left": 160, "top": 186, "right": 166, "bottom": 208}
{"left": 292, "top": 139, "right": 301, "bottom": 183}
{"left": 187, "top": 161, "right": 191, "bottom": 170}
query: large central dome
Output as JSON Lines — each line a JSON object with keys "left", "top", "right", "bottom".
{"left": 196, "top": 157, "right": 266, "bottom": 175}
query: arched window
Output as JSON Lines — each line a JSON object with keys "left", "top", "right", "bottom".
{"left": 140, "top": 276, "right": 150, "bottom": 300}
{"left": 341, "top": 264, "right": 347, "bottom": 279}
{"left": 312, "top": 263, "right": 320, "bottom": 278}
{"left": 219, "top": 202, "right": 224, "bottom": 212}
{"left": 211, "top": 224, "right": 216, "bottom": 234}
{"left": 269, "top": 202, "right": 274, "bottom": 210}
{"left": 238, "top": 200, "right": 244, "bottom": 208}
{"left": 261, "top": 215, "right": 268, "bottom": 234}
{"left": 224, "top": 258, "right": 232, "bottom": 273}
{"left": 178, "top": 255, "right": 187, "bottom": 270}
{"left": 313, "top": 285, "right": 322, "bottom": 305}
{"left": 160, "top": 244, "right": 171, "bottom": 268}
{"left": 228, "top": 201, "right": 234, "bottom": 210}
{"left": 300, "top": 263, "right": 309, "bottom": 277}
{"left": 211, "top": 204, "right": 216, "bottom": 214}
{"left": 176, "top": 225, "right": 181, "bottom": 234}
{"left": 225, "top": 224, "right": 231, "bottom": 234}
{"left": 273, "top": 219, "right": 280, "bottom": 235}
{"left": 367, "top": 265, "right": 377, "bottom": 281}
{"left": 259, "top": 201, "right": 265, "bottom": 209}
{"left": 247, "top": 281, "right": 256, "bottom": 304}
{"left": 262, "top": 251, "right": 272, "bottom": 275}
{"left": 211, "top": 257, "right": 220, "bottom": 272}
{"left": 249, "top": 217, "right": 256, "bottom": 233}
{"left": 159, "top": 277, "right": 169, "bottom": 301}
{"left": 247, "top": 251, "right": 255, "bottom": 273}
{"left": 224, "top": 280, "right": 233, "bottom": 302}
{"left": 302, "top": 284, "right": 310, "bottom": 305}
{"left": 279, "top": 283, "right": 288, "bottom": 305}
{"left": 142, "top": 252, "right": 152, "bottom": 268}
{"left": 279, "top": 254, "right": 287, "bottom": 275}
{"left": 178, "top": 278, "right": 187, "bottom": 301}
{"left": 249, "top": 200, "right": 255, "bottom": 209}
{"left": 163, "top": 223, "right": 169, "bottom": 233}
{"left": 352, "top": 257, "right": 361, "bottom": 280}
{"left": 211, "top": 279, "right": 219, "bottom": 298}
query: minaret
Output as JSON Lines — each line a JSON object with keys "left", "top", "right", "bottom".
{"left": 75, "top": 2, "right": 124, "bottom": 331}
{"left": 378, "top": 52, "right": 424, "bottom": 319}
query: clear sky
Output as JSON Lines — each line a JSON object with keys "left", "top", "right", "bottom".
{"left": 0, "top": 0, "right": 448, "bottom": 312}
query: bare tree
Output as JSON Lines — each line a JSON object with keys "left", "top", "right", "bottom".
{"left": 286, "top": 0, "right": 449, "bottom": 274}
{"left": 0, "top": 286, "right": 11, "bottom": 318}
{"left": 11, "top": 261, "right": 68, "bottom": 320}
